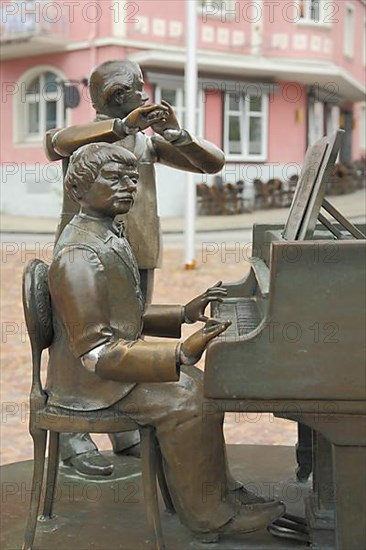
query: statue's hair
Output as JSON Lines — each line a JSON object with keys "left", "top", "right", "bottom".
{"left": 89, "top": 60, "right": 142, "bottom": 112}
{"left": 64, "top": 142, "right": 137, "bottom": 201}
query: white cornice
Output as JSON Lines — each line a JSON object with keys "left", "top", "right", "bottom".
{"left": 66, "top": 36, "right": 185, "bottom": 52}
{"left": 128, "top": 49, "right": 365, "bottom": 102}
{"left": 53, "top": 36, "right": 365, "bottom": 101}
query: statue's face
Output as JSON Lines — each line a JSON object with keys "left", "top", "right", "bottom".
{"left": 100, "top": 69, "right": 149, "bottom": 118}
{"left": 81, "top": 162, "right": 138, "bottom": 218}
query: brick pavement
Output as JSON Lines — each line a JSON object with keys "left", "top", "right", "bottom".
{"left": 0, "top": 237, "right": 299, "bottom": 466}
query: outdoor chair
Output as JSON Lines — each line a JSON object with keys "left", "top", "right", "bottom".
{"left": 196, "top": 182, "right": 214, "bottom": 215}
{"left": 267, "top": 178, "right": 284, "bottom": 208}
{"left": 224, "top": 183, "right": 241, "bottom": 214}
{"left": 211, "top": 184, "right": 226, "bottom": 214}
{"left": 22, "top": 259, "right": 175, "bottom": 550}
{"left": 254, "top": 178, "right": 269, "bottom": 209}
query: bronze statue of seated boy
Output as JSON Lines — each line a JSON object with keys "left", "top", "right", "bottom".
{"left": 46, "top": 142, "right": 284, "bottom": 540}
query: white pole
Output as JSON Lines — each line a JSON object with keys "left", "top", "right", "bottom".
{"left": 184, "top": 0, "right": 197, "bottom": 269}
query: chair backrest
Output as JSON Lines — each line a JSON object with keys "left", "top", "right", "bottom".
{"left": 22, "top": 259, "right": 53, "bottom": 396}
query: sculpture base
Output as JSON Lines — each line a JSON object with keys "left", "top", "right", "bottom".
{"left": 305, "top": 495, "right": 335, "bottom": 549}
{"left": 1, "top": 445, "right": 311, "bottom": 549}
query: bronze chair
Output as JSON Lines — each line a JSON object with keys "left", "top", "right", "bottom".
{"left": 22, "top": 259, "right": 174, "bottom": 550}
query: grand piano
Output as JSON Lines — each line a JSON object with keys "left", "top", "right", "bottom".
{"left": 205, "top": 130, "right": 366, "bottom": 549}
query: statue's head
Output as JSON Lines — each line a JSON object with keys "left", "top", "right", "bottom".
{"left": 89, "top": 60, "right": 149, "bottom": 118}
{"left": 65, "top": 143, "right": 138, "bottom": 218}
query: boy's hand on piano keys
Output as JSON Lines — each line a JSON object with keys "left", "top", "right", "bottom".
{"left": 183, "top": 281, "right": 227, "bottom": 323}
{"left": 179, "top": 319, "right": 231, "bottom": 365}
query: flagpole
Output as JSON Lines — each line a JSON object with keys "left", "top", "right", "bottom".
{"left": 184, "top": 0, "right": 197, "bottom": 269}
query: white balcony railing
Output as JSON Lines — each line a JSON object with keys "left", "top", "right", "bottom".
{"left": 0, "top": 1, "right": 69, "bottom": 44}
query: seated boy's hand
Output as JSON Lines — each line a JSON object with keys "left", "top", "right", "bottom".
{"left": 183, "top": 281, "right": 227, "bottom": 323}
{"left": 180, "top": 319, "right": 231, "bottom": 366}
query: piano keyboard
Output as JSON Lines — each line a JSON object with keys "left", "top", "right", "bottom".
{"left": 211, "top": 298, "right": 262, "bottom": 338}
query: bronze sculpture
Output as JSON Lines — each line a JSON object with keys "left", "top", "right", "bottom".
{"left": 44, "top": 141, "right": 285, "bottom": 541}
{"left": 45, "top": 59, "right": 225, "bottom": 475}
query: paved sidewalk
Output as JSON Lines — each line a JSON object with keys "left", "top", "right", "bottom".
{"left": 1, "top": 189, "right": 365, "bottom": 234}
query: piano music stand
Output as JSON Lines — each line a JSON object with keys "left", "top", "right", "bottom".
{"left": 283, "top": 129, "right": 344, "bottom": 242}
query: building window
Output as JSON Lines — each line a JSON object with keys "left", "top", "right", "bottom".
{"left": 344, "top": 4, "right": 355, "bottom": 58}
{"left": 326, "top": 105, "right": 340, "bottom": 137}
{"left": 24, "top": 71, "right": 65, "bottom": 141}
{"left": 308, "top": 99, "right": 340, "bottom": 146}
{"left": 224, "top": 91, "right": 268, "bottom": 161}
{"left": 298, "top": 0, "right": 325, "bottom": 23}
{"left": 308, "top": 99, "right": 324, "bottom": 145}
{"left": 154, "top": 85, "right": 204, "bottom": 137}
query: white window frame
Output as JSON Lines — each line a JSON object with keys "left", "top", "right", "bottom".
{"left": 25, "top": 73, "right": 63, "bottom": 141}
{"left": 154, "top": 85, "right": 205, "bottom": 137}
{"left": 197, "top": 0, "right": 236, "bottom": 22}
{"left": 344, "top": 3, "right": 355, "bottom": 59}
{"left": 326, "top": 104, "right": 340, "bottom": 137}
{"left": 224, "top": 91, "right": 268, "bottom": 162}
{"left": 14, "top": 65, "right": 68, "bottom": 146}
{"left": 360, "top": 103, "right": 366, "bottom": 152}
{"left": 308, "top": 99, "right": 325, "bottom": 145}
{"left": 297, "top": 0, "right": 330, "bottom": 27}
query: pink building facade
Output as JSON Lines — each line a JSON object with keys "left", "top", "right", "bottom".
{"left": 1, "top": 0, "right": 365, "bottom": 217}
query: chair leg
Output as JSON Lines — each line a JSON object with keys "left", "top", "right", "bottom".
{"left": 155, "top": 443, "right": 175, "bottom": 515}
{"left": 140, "top": 427, "right": 165, "bottom": 550}
{"left": 42, "top": 431, "right": 60, "bottom": 518}
{"left": 23, "top": 429, "right": 47, "bottom": 550}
